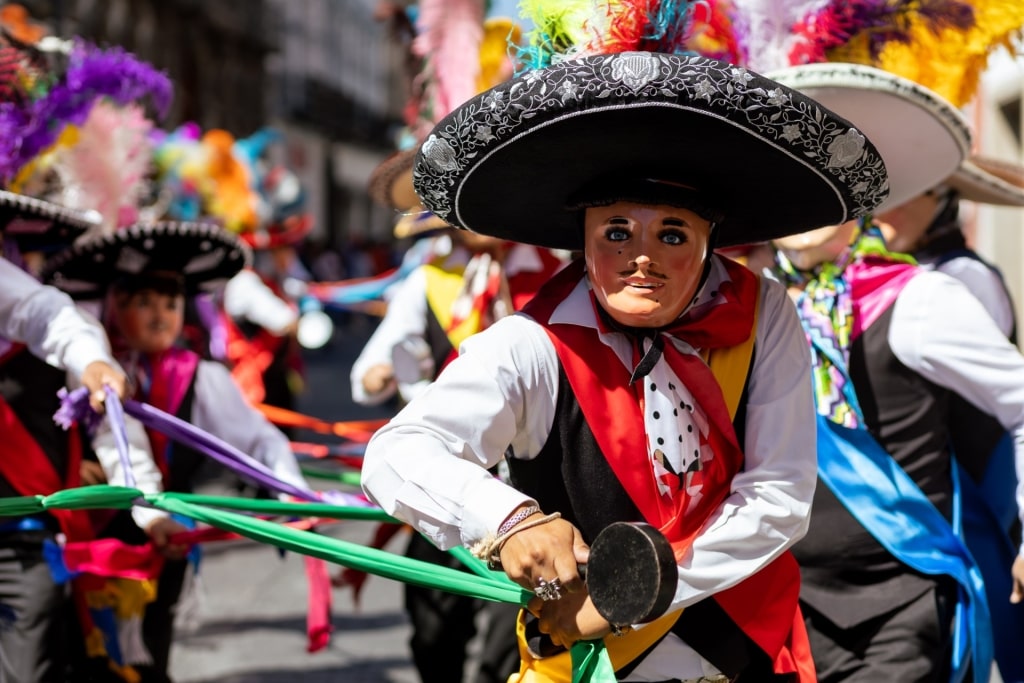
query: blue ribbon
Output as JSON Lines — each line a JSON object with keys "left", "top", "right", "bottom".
{"left": 816, "top": 415, "right": 992, "bottom": 683}
{"left": 956, "top": 433, "right": 1024, "bottom": 683}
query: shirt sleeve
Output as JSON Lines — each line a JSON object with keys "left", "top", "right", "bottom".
{"left": 0, "top": 258, "right": 115, "bottom": 378}
{"left": 222, "top": 269, "right": 298, "bottom": 335}
{"left": 191, "top": 361, "right": 308, "bottom": 495}
{"left": 360, "top": 314, "right": 558, "bottom": 549}
{"left": 668, "top": 275, "right": 818, "bottom": 610}
{"left": 90, "top": 412, "right": 168, "bottom": 530}
{"left": 935, "top": 257, "right": 1015, "bottom": 338}
{"left": 350, "top": 267, "right": 430, "bottom": 406}
{"left": 890, "top": 271, "right": 1024, "bottom": 557}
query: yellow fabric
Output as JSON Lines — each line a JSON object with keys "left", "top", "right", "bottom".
{"left": 423, "top": 261, "right": 483, "bottom": 350}
{"left": 829, "top": 0, "right": 1024, "bottom": 107}
{"left": 509, "top": 608, "right": 684, "bottom": 683}
{"left": 704, "top": 275, "right": 761, "bottom": 420}
{"left": 508, "top": 276, "right": 763, "bottom": 681}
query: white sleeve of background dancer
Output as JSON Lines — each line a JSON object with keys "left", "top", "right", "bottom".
{"left": 0, "top": 259, "right": 115, "bottom": 378}
{"left": 350, "top": 267, "right": 430, "bottom": 406}
{"left": 890, "top": 271, "right": 1024, "bottom": 558}
{"left": 669, "top": 277, "right": 817, "bottom": 610}
{"left": 90, "top": 411, "right": 169, "bottom": 530}
{"left": 222, "top": 269, "right": 297, "bottom": 334}
{"left": 361, "top": 315, "right": 558, "bottom": 550}
{"left": 191, "top": 360, "right": 309, "bottom": 497}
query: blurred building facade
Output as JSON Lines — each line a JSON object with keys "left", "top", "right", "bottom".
{"left": 23, "top": 0, "right": 409, "bottom": 255}
{"left": 965, "top": 53, "right": 1024, "bottom": 333}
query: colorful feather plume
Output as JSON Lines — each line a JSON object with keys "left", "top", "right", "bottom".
{"left": 412, "top": 0, "right": 487, "bottom": 125}
{"left": 829, "top": 0, "right": 1024, "bottom": 106}
{"left": 49, "top": 101, "right": 156, "bottom": 230}
{"left": 600, "top": 0, "right": 703, "bottom": 54}
{"left": 515, "top": 0, "right": 705, "bottom": 69}
{"left": 723, "top": 0, "right": 833, "bottom": 72}
{"left": 0, "top": 39, "right": 172, "bottom": 188}
{"left": 703, "top": 0, "right": 1020, "bottom": 108}
{"left": 515, "top": 0, "right": 611, "bottom": 70}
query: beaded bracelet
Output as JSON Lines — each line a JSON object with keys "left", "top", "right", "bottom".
{"left": 488, "top": 512, "right": 562, "bottom": 569}
{"left": 497, "top": 504, "right": 540, "bottom": 536}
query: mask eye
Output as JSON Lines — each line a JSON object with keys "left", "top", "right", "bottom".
{"left": 605, "top": 227, "right": 630, "bottom": 242}
{"left": 660, "top": 230, "right": 686, "bottom": 245}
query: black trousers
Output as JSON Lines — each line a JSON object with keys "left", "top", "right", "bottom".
{"left": 803, "top": 582, "right": 955, "bottom": 683}
{"left": 0, "top": 530, "right": 69, "bottom": 683}
{"left": 404, "top": 533, "right": 520, "bottom": 683}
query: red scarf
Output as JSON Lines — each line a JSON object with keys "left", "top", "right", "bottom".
{"left": 0, "top": 349, "right": 92, "bottom": 543}
{"left": 524, "top": 257, "right": 813, "bottom": 678}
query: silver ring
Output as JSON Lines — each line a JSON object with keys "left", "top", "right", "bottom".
{"left": 534, "top": 577, "right": 562, "bottom": 601}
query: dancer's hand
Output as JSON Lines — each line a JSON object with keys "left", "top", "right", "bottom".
{"left": 1010, "top": 555, "right": 1024, "bottom": 603}
{"left": 80, "top": 361, "right": 127, "bottom": 413}
{"left": 499, "top": 514, "right": 589, "bottom": 600}
{"left": 146, "top": 517, "right": 190, "bottom": 560}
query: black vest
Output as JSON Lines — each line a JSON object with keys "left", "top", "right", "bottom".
{"left": 162, "top": 376, "right": 206, "bottom": 494}
{"left": 506, "top": 365, "right": 776, "bottom": 680}
{"left": 793, "top": 305, "right": 952, "bottom": 627}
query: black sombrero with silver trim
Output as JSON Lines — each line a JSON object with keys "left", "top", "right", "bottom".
{"left": 41, "top": 221, "right": 251, "bottom": 299}
{"left": 0, "top": 189, "right": 101, "bottom": 252}
{"left": 412, "top": 52, "right": 889, "bottom": 251}
{"left": 767, "top": 63, "right": 971, "bottom": 214}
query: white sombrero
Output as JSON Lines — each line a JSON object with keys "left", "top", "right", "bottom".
{"left": 947, "top": 155, "right": 1024, "bottom": 207}
{"left": 767, "top": 63, "right": 971, "bottom": 214}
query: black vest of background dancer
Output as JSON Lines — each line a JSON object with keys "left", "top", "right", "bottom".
{"left": 792, "top": 304, "right": 954, "bottom": 628}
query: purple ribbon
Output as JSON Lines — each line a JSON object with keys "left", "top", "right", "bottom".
{"left": 104, "top": 386, "right": 136, "bottom": 489}
{"left": 55, "top": 386, "right": 361, "bottom": 504}
{"left": 123, "top": 399, "right": 320, "bottom": 502}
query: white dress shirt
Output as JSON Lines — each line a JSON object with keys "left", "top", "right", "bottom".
{"left": 350, "top": 244, "right": 551, "bottom": 406}
{"left": 917, "top": 252, "right": 1015, "bottom": 338}
{"left": 889, "top": 270, "right": 1024, "bottom": 556}
{"left": 0, "top": 257, "right": 116, "bottom": 377}
{"left": 362, "top": 257, "right": 817, "bottom": 680}
{"left": 222, "top": 269, "right": 298, "bottom": 335}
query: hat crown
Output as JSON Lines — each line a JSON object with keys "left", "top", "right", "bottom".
{"left": 413, "top": 51, "right": 889, "bottom": 249}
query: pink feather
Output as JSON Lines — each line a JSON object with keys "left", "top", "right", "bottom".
{"left": 726, "top": 0, "right": 833, "bottom": 71}
{"left": 412, "top": 0, "right": 486, "bottom": 122}
{"left": 51, "top": 101, "right": 155, "bottom": 231}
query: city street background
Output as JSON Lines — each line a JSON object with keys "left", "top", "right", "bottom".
{"left": 169, "top": 316, "right": 435, "bottom": 683}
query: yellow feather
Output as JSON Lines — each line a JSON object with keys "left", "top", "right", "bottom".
{"left": 829, "top": 0, "right": 1024, "bottom": 107}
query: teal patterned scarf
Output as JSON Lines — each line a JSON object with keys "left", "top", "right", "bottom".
{"left": 775, "top": 221, "right": 916, "bottom": 428}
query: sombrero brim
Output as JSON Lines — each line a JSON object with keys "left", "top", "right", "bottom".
{"left": 367, "top": 148, "right": 420, "bottom": 211}
{"left": 948, "top": 156, "right": 1024, "bottom": 206}
{"left": 394, "top": 209, "right": 450, "bottom": 239}
{"left": 0, "top": 189, "right": 101, "bottom": 253}
{"left": 239, "top": 214, "right": 314, "bottom": 249}
{"left": 413, "top": 53, "right": 889, "bottom": 251}
{"left": 42, "top": 221, "right": 251, "bottom": 299}
{"left": 767, "top": 63, "right": 971, "bottom": 214}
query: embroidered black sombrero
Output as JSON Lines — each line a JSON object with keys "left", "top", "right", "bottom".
{"left": 41, "top": 221, "right": 250, "bottom": 299}
{"left": 0, "top": 189, "right": 101, "bottom": 253}
{"left": 412, "top": 52, "right": 890, "bottom": 251}
{"left": 767, "top": 63, "right": 971, "bottom": 214}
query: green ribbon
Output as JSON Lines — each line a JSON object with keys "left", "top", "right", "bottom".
{"left": 0, "top": 486, "right": 619, "bottom": 679}
{"left": 571, "top": 640, "right": 618, "bottom": 683}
